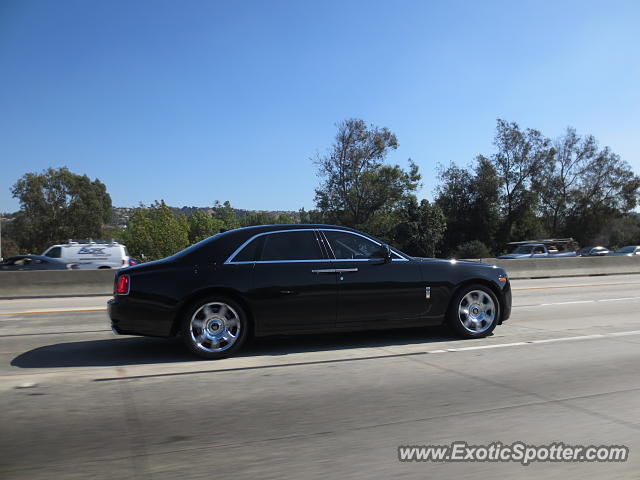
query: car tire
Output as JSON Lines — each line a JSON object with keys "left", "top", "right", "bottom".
{"left": 180, "top": 296, "right": 249, "bottom": 359}
{"left": 447, "top": 284, "right": 500, "bottom": 338}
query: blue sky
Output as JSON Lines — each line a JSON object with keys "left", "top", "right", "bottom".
{"left": 2, "top": 0, "right": 639, "bottom": 213}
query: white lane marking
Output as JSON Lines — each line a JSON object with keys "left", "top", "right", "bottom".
{"left": 94, "top": 329, "right": 640, "bottom": 382}
{"left": 432, "top": 330, "right": 640, "bottom": 354}
{"left": 598, "top": 297, "right": 640, "bottom": 302}
{"left": 608, "top": 329, "right": 640, "bottom": 336}
{"left": 516, "top": 296, "right": 640, "bottom": 308}
{"left": 540, "top": 300, "right": 595, "bottom": 306}
{"left": 0, "top": 307, "right": 107, "bottom": 316}
{"left": 513, "top": 281, "right": 640, "bottom": 291}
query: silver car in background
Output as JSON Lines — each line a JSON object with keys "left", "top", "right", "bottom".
{"left": 609, "top": 245, "right": 640, "bottom": 256}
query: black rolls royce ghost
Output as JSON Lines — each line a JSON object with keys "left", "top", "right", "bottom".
{"left": 108, "top": 224, "right": 511, "bottom": 358}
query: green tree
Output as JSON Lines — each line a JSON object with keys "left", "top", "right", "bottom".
{"left": 594, "top": 215, "right": 640, "bottom": 249}
{"left": 391, "top": 197, "right": 446, "bottom": 257}
{"left": 313, "top": 119, "right": 420, "bottom": 228}
{"left": 10, "top": 167, "right": 112, "bottom": 252}
{"left": 188, "top": 210, "right": 224, "bottom": 243}
{"left": 453, "top": 240, "right": 492, "bottom": 259}
{"left": 1, "top": 218, "right": 21, "bottom": 258}
{"left": 239, "top": 212, "right": 297, "bottom": 227}
{"left": 298, "top": 207, "right": 311, "bottom": 224}
{"left": 435, "top": 157, "right": 500, "bottom": 255}
{"left": 212, "top": 200, "right": 240, "bottom": 230}
{"left": 274, "top": 213, "right": 296, "bottom": 224}
{"left": 120, "top": 201, "right": 189, "bottom": 261}
{"left": 532, "top": 127, "right": 640, "bottom": 243}
{"left": 239, "top": 212, "right": 273, "bottom": 227}
{"left": 490, "top": 119, "right": 555, "bottom": 242}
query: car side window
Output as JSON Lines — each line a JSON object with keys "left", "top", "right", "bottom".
{"left": 323, "top": 231, "right": 385, "bottom": 259}
{"left": 260, "top": 231, "right": 323, "bottom": 261}
{"left": 233, "top": 237, "right": 263, "bottom": 262}
{"left": 45, "top": 247, "right": 62, "bottom": 258}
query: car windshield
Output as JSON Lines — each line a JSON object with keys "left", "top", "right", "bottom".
{"left": 616, "top": 246, "right": 635, "bottom": 253}
{"left": 512, "top": 245, "right": 533, "bottom": 254}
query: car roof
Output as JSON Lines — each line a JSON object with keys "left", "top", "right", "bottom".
{"left": 175, "top": 224, "right": 374, "bottom": 263}
{"left": 226, "top": 224, "right": 358, "bottom": 233}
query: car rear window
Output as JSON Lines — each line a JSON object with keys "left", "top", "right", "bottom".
{"left": 233, "top": 237, "right": 263, "bottom": 262}
{"left": 260, "top": 231, "right": 323, "bottom": 261}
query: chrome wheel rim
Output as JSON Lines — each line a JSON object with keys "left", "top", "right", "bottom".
{"left": 189, "top": 302, "right": 241, "bottom": 353}
{"left": 458, "top": 290, "right": 496, "bottom": 334}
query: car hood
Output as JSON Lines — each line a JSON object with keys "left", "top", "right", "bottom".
{"left": 496, "top": 254, "right": 530, "bottom": 259}
{"left": 411, "top": 257, "right": 495, "bottom": 267}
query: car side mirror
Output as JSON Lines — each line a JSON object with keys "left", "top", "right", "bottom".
{"left": 384, "top": 244, "right": 393, "bottom": 263}
{"left": 370, "top": 244, "right": 393, "bottom": 265}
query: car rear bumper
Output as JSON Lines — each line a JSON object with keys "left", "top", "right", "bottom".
{"left": 108, "top": 297, "right": 175, "bottom": 337}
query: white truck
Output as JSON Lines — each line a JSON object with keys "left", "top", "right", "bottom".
{"left": 42, "top": 240, "right": 132, "bottom": 269}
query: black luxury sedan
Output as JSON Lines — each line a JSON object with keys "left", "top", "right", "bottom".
{"left": 108, "top": 225, "right": 511, "bottom": 358}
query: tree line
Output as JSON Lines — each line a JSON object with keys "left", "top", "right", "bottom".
{"left": 2, "top": 118, "right": 639, "bottom": 261}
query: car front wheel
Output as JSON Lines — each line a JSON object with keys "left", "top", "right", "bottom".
{"left": 180, "top": 296, "right": 249, "bottom": 359}
{"left": 448, "top": 284, "right": 500, "bottom": 338}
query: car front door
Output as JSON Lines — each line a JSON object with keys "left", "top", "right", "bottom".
{"left": 242, "top": 229, "right": 338, "bottom": 334}
{"left": 320, "top": 229, "right": 427, "bottom": 329}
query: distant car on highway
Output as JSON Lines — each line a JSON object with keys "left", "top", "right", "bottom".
{"left": 497, "top": 243, "right": 577, "bottom": 259}
{"left": 109, "top": 224, "right": 512, "bottom": 359}
{"left": 0, "top": 255, "right": 77, "bottom": 271}
{"left": 578, "top": 246, "right": 610, "bottom": 257}
{"left": 609, "top": 245, "right": 640, "bottom": 256}
{"left": 42, "top": 240, "right": 132, "bottom": 269}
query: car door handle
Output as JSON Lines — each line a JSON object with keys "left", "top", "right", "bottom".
{"left": 311, "top": 268, "right": 358, "bottom": 274}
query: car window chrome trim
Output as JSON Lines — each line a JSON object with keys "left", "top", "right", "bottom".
{"left": 229, "top": 259, "right": 329, "bottom": 264}
{"left": 227, "top": 258, "right": 408, "bottom": 265}
{"left": 225, "top": 227, "right": 410, "bottom": 264}
{"left": 224, "top": 228, "right": 327, "bottom": 264}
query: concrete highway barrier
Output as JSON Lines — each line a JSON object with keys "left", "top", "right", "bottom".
{"left": 1, "top": 256, "right": 640, "bottom": 298}
{"left": 0, "top": 269, "right": 115, "bottom": 299}
{"left": 479, "top": 255, "right": 640, "bottom": 279}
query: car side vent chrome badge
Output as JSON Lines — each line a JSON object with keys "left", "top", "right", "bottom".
{"left": 425, "top": 286, "right": 431, "bottom": 299}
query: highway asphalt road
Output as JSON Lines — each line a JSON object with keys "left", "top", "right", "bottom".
{"left": 1, "top": 274, "right": 639, "bottom": 479}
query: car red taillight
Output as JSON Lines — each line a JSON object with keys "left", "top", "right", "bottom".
{"left": 115, "top": 274, "right": 130, "bottom": 295}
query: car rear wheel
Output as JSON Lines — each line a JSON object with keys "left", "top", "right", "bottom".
{"left": 448, "top": 284, "right": 499, "bottom": 338}
{"left": 180, "top": 296, "right": 248, "bottom": 359}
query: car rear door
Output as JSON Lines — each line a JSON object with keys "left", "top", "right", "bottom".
{"left": 240, "top": 229, "right": 338, "bottom": 334}
{"left": 320, "top": 229, "right": 426, "bottom": 329}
